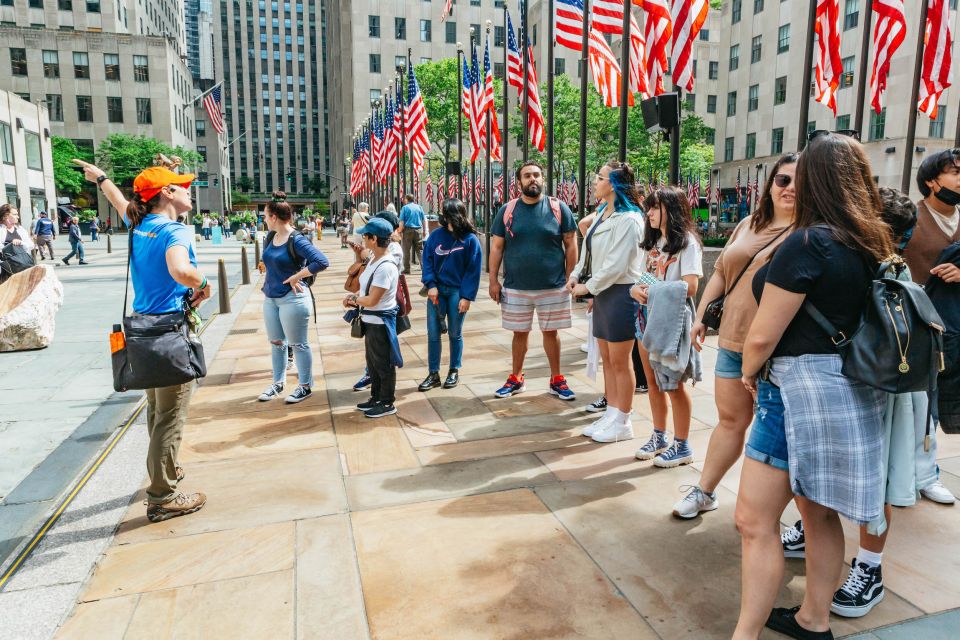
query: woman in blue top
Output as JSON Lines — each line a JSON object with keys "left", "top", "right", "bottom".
{"left": 75, "top": 158, "right": 212, "bottom": 524}
{"left": 257, "top": 192, "right": 329, "bottom": 404}
{"left": 417, "top": 199, "right": 482, "bottom": 391}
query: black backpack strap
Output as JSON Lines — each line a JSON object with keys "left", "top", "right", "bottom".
{"left": 803, "top": 300, "right": 848, "bottom": 345}
{"left": 122, "top": 228, "right": 134, "bottom": 319}
{"left": 286, "top": 230, "right": 303, "bottom": 265}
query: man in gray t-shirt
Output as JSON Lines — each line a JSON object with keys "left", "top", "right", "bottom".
{"left": 488, "top": 161, "right": 579, "bottom": 401}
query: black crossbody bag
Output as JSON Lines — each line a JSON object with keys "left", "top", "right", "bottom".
{"left": 111, "top": 229, "right": 207, "bottom": 392}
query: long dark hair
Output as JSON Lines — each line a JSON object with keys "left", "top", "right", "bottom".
{"left": 604, "top": 160, "right": 643, "bottom": 211}
{"left": 640, "top": 186, "right": 698, "bottom": 255}
{"left": 794, "top": 133, "right": 893, "bottom": 261}
{"left": 126, "top": 193, "right": 163, "bottom": 227}
{"left": 752, "top": 152, "right": 799, "bottom": 232}
{"left": 439, "top": 198, "right": 476, "bottom": 240}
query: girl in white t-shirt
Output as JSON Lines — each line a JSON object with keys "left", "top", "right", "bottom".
{"left": 631, "top": 186, "right": 703, "bottom": 469}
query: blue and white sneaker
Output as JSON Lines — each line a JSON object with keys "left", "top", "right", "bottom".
{"left": 352, "top": 372, "right": 372, "bottom": 391}
{"left": 634, "top": 429, "right": 669, "bottom": 460}
{"left": 548, "top": 374, "right": 576, "bottom": 401}
{"left": 653, "top": 439, "right": 694, "bottom": 468}
{"left": 495, "top": 374, "right": 526, "bottom": 398}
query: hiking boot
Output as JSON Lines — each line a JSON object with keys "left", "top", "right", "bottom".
{"left": 285, "top": 385, "right": 311, "bottom": 403}
{"left": 635, "top": 429, "right": 669, "bottom": 460}
{"left": 585, "top": 396, "right": 607, "bottom": 413}
{"left": 765, "top": 606, "right": 834, "bottom": 639}
{"left": 495, "top": 374, "right": 525, "bottom": 398}
{"left": 831, "top": 559, "right": 884, "bottom": 618}
{"left": 672, "top": 485, "right": 719, "bottom": 519}
{"left": 418, "top": 371, "right": 442, "bottom": 392}
{"left": 782, "top": 520, "right": 806, "bottom": 559}
{"left": 258, "top": 381, "right": 284, "bottom": 401}
{"left": 653, "top": 440, "right": 693, "bottom": 468}
{"left": 549, "top": 374, "right": 576, "bottom": 401}
{"left": 443, "top": 369, "right": 459, "bottom": 388}
{"left": 364, "top": 402, "right": 397, "bottom": 418}
{"left": 146, "top": 492, "right": 207, "bottom": 523}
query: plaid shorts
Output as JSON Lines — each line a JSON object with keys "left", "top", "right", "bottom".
{"left": 501, "top": 287, "right": 572, "bottom": 332}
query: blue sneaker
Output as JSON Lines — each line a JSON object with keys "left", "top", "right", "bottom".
{"left": 352, "top": 373, "right": 372, "bottom": 391}
{"left": 495, "top": 374, "right": 526, "bottom": 398}
{"left": 548, "top": 374, "right": 576, "bottom": 401}
{"left": 634, "top": 429, "right": 669, "bottom": 460}
{"left": 653, "top": 439, "right": 694, "bottom": 468}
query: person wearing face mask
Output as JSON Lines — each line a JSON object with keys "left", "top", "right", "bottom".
{"left": 904, "top": 149, "right": 960, "bottom": 286}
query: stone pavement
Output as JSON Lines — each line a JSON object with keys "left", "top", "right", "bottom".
{"left": 5, "top": 234, "right": 960, "bottom": 639}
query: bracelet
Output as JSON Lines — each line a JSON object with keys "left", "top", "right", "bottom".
{"left": 199, "top": 277, "right": 208, "bottom": 290}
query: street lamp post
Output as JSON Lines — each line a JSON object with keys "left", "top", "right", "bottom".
{"left": 456, "top": 41, "right": 464, "bottom": 198}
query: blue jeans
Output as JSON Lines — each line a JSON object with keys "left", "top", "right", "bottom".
{"left": 64, "top": 240, "right": 85, "bottom": 262}
{"left": 426, "top": 285, "right": 467, "bottom": 372}
{"left": 263, "top": 290, "right": 313, "bottom": 386}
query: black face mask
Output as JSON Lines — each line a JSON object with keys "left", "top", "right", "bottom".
{"left": 935, "top": 181, "right": 960, "bottom": 207}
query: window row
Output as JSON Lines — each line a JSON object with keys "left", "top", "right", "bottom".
{"left": 2, "top": 0, "right": 102, "bottom": 11}
{"left": 0, "top": 120, "right": 43, "bottom": 171}
{"left": 368, "top": 16, "right": 435, "bottom": 42}
{"left": 10, "top": 49, "right": 149, "bottom": 82}
{"left": 33, "top": 94, "right": 153, "bottom": 124}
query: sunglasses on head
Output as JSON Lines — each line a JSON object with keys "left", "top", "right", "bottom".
{"left": 807, "top": 128, "right": 861, "bottom": 142}
{"left": 773, "top": 174, "right": 792, "bottom": 188}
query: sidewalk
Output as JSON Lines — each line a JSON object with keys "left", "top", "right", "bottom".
{"left": 4, "top": 235, "right": 960, "bottom": 639}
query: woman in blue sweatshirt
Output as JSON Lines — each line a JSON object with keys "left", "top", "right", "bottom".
{"left": 418, "top": 198, "right": 482, "bottom": 391}
{"left": 258, "top": 192, "right": 329, "bottom": 404}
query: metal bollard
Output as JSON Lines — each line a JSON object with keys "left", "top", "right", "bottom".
{"left": 241, "top": 246, "right": 251, "bottom": 285}
{"left": 107, "top": 234, "right": 112, "bottom": 254}
{"left": 253, "top": 236, "right": 261, "bottom": 266}
{"left": 217, "top": 258, "right": 231, "bottom": 314}
{"left": 31, "top": 247, "right": 38, "bottom": 264}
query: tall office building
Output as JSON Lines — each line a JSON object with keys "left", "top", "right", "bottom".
{"left": 185, "top": 0, "right": 215, "bottom": 81}
{"left": 211, "top": 0, "right": 331, "bottom": 202}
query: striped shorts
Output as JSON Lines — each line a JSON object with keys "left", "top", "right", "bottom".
{"left": 501, "top": 287, "right": 572, "bottom": 332}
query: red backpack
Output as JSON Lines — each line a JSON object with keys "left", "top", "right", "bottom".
{"left": 502, "top": 197, "right": 562, "bottom": 237}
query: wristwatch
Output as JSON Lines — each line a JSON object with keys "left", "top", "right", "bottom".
{"left": 96, "top": 175, "right": 109, "bottom": 186}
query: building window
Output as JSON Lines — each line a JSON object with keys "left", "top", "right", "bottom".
{"left": 729, "top": 44, "right": 739, "bottom": 71}
{"left": 686, "top": 93, "right": 695, "bottom": 110}
{"left": 368, "top": 15, "right": 380, "bottom": 38}
{"left": 104, "top": 53, "right": 120, "bottom": 80}
{"left": 86, "top": 0, "right": 100, "bottom": 12}
{"left": 869, "top": 108, "right": 885, "bottom": 141}
{"left": 727, "top": 91, "right": 737, "bottom": 116}
{"left": 555, "top": 58, "right": 565, "bottom": 75}
{"left": 836, "top": 114, "right": 851, "bottom": 130}
{"left": 369, "top": 53, "right": 381, "bottom": 73}
{"left": 841, "top": 56, "right": 854, "bottom": 88}
{"left": 133, "top": 55, "right": 149, "bottom": 81}
{"left": 29, "top": 0, "right": 43, "bottom": 7}
{"left": 754, "top": 0, "right": 764, "bottom": 12}
{"left": 73, "top": 52, "right": 89, "bottom": 78}
{"left": 447, "top": 21, "right": 458, "bottom": 44}
{"left": 751, "top": 36, "right": 762, "bottom": 63}
{"left": 136, "top": 98, "right": 152, "bottom": 124}
{"left": 700, "top": 28, "right": 710, "bottom": 41}
{"left": 748, "top": 84, "right": 759, "bottom": 111}
{"left": 42, "top": 50, "right": 60, "bottom": 78}
{"left": 930, "top": 107, "right": 946, "bottom": 138}
{"left": 196, "top": 119, "right": 206, "bottom": 137}
{"left": 494, "top": 62, "right": 504, "bottom": 79}
{"left": 76, "top": 95, "right": 93, "bottom": 121}
{"left": 197, "top": 145, "right": 207, "bottom": 162}
{"left": 706, "top": 128, "right": 715, "bottom": 145}
{"left": 46, "top": 94, "right": 64, "bottom": 121}
{"left": 494, "top": 25, "right": 504, "bottom": 47}
{"left": 0, "top": 122, "right": 12, "bottom": 164}
{"left": 58, "top": 0, "right": 72, "bottom": 8}
{"left": 732, "top": 0, "right": 741, "bottom": 23}
{"left": 24, "top": 132, "right": 42, "bottom": 170}
{"left": 777, "top": 24, "right": 790, "bottom": 53}
{"left": 107, "top": 97, "right": 123, "bottom": 122}
{"left": 708, "top": 61, "right": 718, "bottom": 80}
{"left": 706, "top": 94, "right": 717, "bottom": 113}
{"left": 420, "top": 19, "right": 431, "bottom": 42}
{"left": 746, "top": 133, "right": 756, "bottom": 159}
{"left": 724, "top": 137, "right": 734, "bottom": 162}
{"left": 844, "top": 0, "right": 859, "bottom": 30}
{"left": 774, "top": 76, "right": 787, "bottom": 104}
{"left": 10, "top": 48, "right": 26, "bottom": 76}
{"left": 395, "top": 17, "right": 406, "bottom": 39}
{"left": 771, "top": 127, "right": 784, "bottom": 154}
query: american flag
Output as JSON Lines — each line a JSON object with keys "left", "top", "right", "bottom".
{"left": 555, "top": 0, "right": 585, "bottom": 52}
{"left": 483, "top": 32, "right": 502, "bottom": 161}
{"left": 440, "top": 0, "right": 453, "bottom": 23}
{"left": 870, "top": 0, "right": 906, "bottom": 114}
{"left": 628, "top": 12, "right": 649, "bottom": 98}
{"left": 736, "top": 169, "right": 742, "bottom": 204}
{"left": 474, "top": 175, "right": 483, "bottom": 204}
{"left": 448, "top": 174, "right": 458, "bottom": 200}
{"left": 406, "top": 64, "right": 431, "bottom": 174}
{"left": 523, "top": 39, "right": 546, "bottom": 152}
{"left": 425, "top": 173, "right": 433, "bottom": 211}
{"left": 687, "top": 177, "right": 697, "bottom": 209}
{"left": 383, "top": 96, "right": 398, "bottom": 176}
{"left": 671, "top": 0, "right": 709, "bottom": 93}
{"left": 202, "top": 83, "right": 224, "bottom": 135}
{"left": 506, "top": 11, "right": 523, "bottom": 93}
{"left": 643, "top": 0, "right": 672, "bottom": 97}
{"left": 462, "top": 175, "right": 470, "bottom": 203}
{"left": 394, "top": 82, "right": 405, "bottom": 146}
{"left": 589, "top": 27, "right": 630, "bottom": 108}
{"left": 918, "top": 0, "right": 953, "bottom": 119}
{"left": 705, "top": 175, "right": 713, "bottom": 208}
{"left": 372, "top": 109, "right": 385, "bottom": 184}
{"left": 469, "top": 42, "right": 485, "bottom": 164}
{"left": 510, "top": 178, "right": 521, "bottom": 200}
{"left": 495, "top": 173, "right": 504, "bottom": 202}
{"left": 752, "top": 173, "right": 761, "bottom": 204}
{"left": 814, "top": 0, "right": 843, "bottom": 115}
{"left": 360, "top": 129, "right": 371, "bottom": 188}
{"left": 462, "top": 56, "right": 472, "bottom": 123}
{"left": 592, "top": 0, "right": 625, "bottom": 34}
{"left": 349, "top": 138, "right": 363, "bottom": 197}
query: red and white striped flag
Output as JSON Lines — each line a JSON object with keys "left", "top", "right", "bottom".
{"left": 469, "top": 44, "right": 485, "bottom": 164}
{"left": 588, "top": 28, "right": 631, "bottom": 107}
{"left": 483, "top": 32, "right": 503, "bottom": 161}
{"left": 644, "top": 0, "right": 673, "bottom": 97}
{"left": 556, "top": 0, "right": 586, "bottom": 51}
{"left": 202, "top": 84, "right": 224, "bottom": 135}
{"left": 628, "top": 13, "right": 649, "bottom": 98}
{"left": 425, "top": 174, "right": 433, "bottom": 210}
{"left": 592, "top": 0, "right": 625, "bottom": 34}
{"left": 475, "top": 176, "right": 483, "bottom": 204}
{"left": 383, "top": 96, "right": 398, "bottom": 177}
{"left": 523, "top": 40, "right": 546, "bottom": 152}
{"left": 440, "top": 0, "right": 453, "bottom": 23}
{"left": 870, "top": 0, "right": 906, "bottom": 114}
{"left": 495, "top": 173, "right": 504, "bottom": 202}
{"left": 670, "top": 0, "right": 708, "bottom": 93}
{"left": 506, "top": 11, "right": 524, "bottom": 92}
{"left": 918, "top": 0, "right": 953, "bottom": 119}
{"left": 405, "top": 64, "right": 432, "bottom": 174}
{"left": 814, "top": 0, "right": 843, "bottom": 115}
{"left": 449, "top": 174, "right": 458, "bottom": 200}
{"left": 510, "top": 179, "right": 521, "bottom": 200}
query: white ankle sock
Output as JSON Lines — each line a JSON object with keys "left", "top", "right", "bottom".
{"left": 857, "top": 547, "right": 883, "bottom": 568}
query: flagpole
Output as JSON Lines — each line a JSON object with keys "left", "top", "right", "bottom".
{"left": 521, "top": 0, "right": 529, "bottom": 160}
{"left": 797, "top": 0, "right": 817, "bottom": 151}
{"left": 617, "top": 0, "right": 631, "bottom": 162}
{"left": 853, "top": 2, "right": 874, "bottom": 137}
{"left": 546, "top": 0, "right": 555, "bottom": 192}
{"left": 191, "top": 80, "right": 223, "bottom": 106}
{"left": 502, "top": 2, "right": 511, "bottom": 199}
{"left": 457, "top": 41, "right": 465, "bottom": 199}
{"left": 577, "top": 0, "right": 590, "bottom": 224}
{"left": 902, "top": 0, "right": 929, "bottom": 194}
{"left": 408, "top": 49, "right": 416, "bottom": 198}
{"left": 485, "top": 21, "right": 494, "bottom": 272}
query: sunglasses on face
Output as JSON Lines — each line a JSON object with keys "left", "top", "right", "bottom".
{"left": 773, "top": 174, "right": 793, "bottom": 188}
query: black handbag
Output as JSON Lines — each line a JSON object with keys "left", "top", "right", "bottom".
{"left": 111, "top": 230, "right": 206, "bottom": 392}
{"left": 0, "top": 241, "right": 35, "bottom": 282}
{"left": 702, "top": 226, "right": 791, "bottom": 330}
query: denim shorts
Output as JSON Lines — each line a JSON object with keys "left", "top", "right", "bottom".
{"left": 715, "top": 347, "right": 743, "bottom": 379}
{"left": 744, "top": 379, "right": 789, "bottom": 471}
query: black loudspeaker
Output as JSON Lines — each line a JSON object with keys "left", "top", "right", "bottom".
{"left": 656, "top": 93, "right": 680, "bottom": 129}
{"left": 640, "top": 97, "right": 660, "bottom": 132}
{"left": 446, "top": 161, "right": 462, "bottom": 176}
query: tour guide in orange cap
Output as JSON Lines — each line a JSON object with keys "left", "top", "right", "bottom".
{"left": 73, "top": 157, "right": 211, "bottom": 523}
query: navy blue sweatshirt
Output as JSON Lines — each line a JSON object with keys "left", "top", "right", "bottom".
{"left": 421, "top": 228, "right": 482, "bottom": 301}
{"left": 262, "top": 232, "right": 329, "bottom": 298}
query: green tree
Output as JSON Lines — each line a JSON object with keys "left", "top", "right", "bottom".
{"left": 231, "top": 190, "right": 252, "bottom": 206}
{"left": 95, "top": 134, "right": 203, "bottom": 188}
{"left": 236, "top": 176, "right": 254, "bottom": 192}
{"left": 51, "top": 137, "right": 89, "bottom": 196}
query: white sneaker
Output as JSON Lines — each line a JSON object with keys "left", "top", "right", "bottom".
{"left": 258, "top": 381, "right": 284, "bottom": 401}
{"left": 920, "top": 480, "right": 956, "bottom": 505}
{"left": 592, "top": 414, "right": 634, "bottom": 443}
{"left": 672, "top": 485, "right": 719, "bottom": 519}
{"left": 582, "top": 409, "right": 616, "bottom": 438}
{"left": 580, "top": 343, "right": 589, "bottom": 353}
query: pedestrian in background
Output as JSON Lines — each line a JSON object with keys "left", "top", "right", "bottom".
{"left": 0, "top": 204, "right": 35, "bottom": 252}
{"left": 90, "top": 216, "right": 101, "bottom": 242}
{"left": 352, "top": 202, "right": 370, "bottom": 241}
{"left": 399, "top": 193, "right": 426, "bottom": 274}
{"left": 32, "top": 210, "right": 56, "bottom": 260}
{"left": 201, "top": 213, "right": 212, "bottom": 240}
{"left": 62, "top": 216, "right": 88, "bottom": 265}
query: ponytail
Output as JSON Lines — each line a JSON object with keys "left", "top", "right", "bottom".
{"left": 126, "top": 192, "right": 162, "bottom": 228}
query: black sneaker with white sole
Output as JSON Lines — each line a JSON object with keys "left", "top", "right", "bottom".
{"left": 585, "top": 396, "right": 608, "bottom": 413}
{"left": 285, "top": 385, "right": 312, "bottom": 403}
{"left": 364, "top": 402, "right": 397, "bottom": 418}
{"left": 781, "top": 519, "right": 806, "bottom": 559}
{"left": 831, "top": 559, "right": 884, "bottom": 618}
{"left": 356, "top": 398, "right": 377, "bottom": 411}
{"left": 258, "top": 381, "right": 284, "bottom": 401}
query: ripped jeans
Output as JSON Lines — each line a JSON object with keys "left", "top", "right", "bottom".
{"left": 263, "top": 290, "right": 313, "bottom": 386}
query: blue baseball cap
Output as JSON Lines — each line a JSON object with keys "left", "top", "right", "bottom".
{"left": 357, "top": 217, "right": 393, "bottom": 239}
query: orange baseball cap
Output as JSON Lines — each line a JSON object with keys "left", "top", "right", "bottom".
{"left": 133, "top": 166, "right": 195, "bottom": 202}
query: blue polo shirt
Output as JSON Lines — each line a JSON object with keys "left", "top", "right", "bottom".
{"left": 399, "top": 203, "right": 425, "bottom": 229}
{"left": 128, "top": 214, "right": 196, "bottom": 314}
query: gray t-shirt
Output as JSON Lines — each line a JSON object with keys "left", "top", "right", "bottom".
{"left": 491, "top": 197, "right": 576, "bottom": 290}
